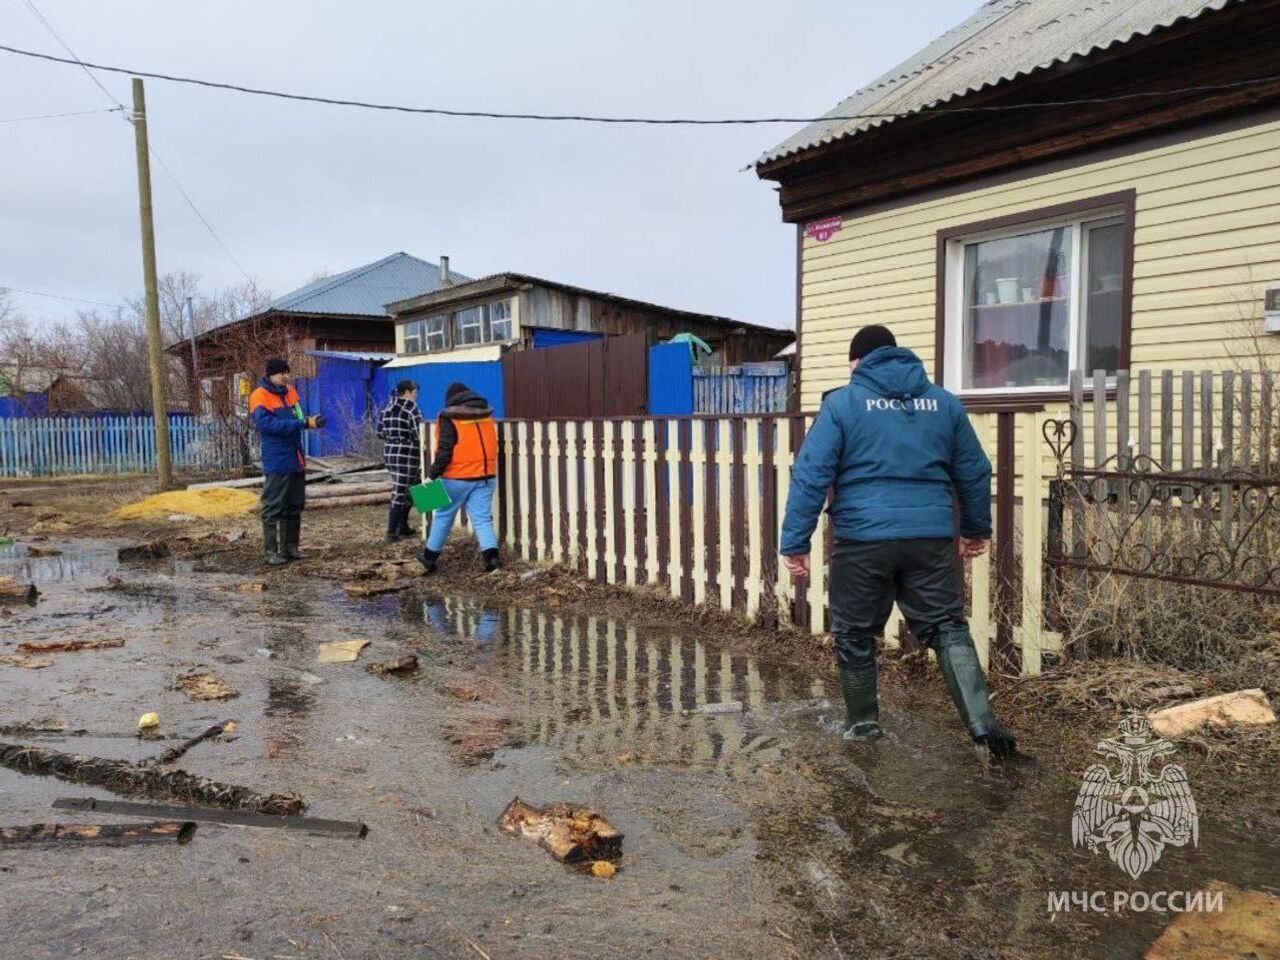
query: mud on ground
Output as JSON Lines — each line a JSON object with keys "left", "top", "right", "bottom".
{"left": 2, "top": 475, "right": 1279, "bottom": 959}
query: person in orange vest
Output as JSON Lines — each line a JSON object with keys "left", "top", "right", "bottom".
{"left": 416, "top": 381, "right": 499, "bottom": 575}
{"left": 249, "top": 357, "right": 325, "bottom": 566}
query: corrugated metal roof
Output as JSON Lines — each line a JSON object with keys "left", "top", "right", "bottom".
{"left": 305, "top": 349, "right": 396, "bottom": 362}
{"left": 267, "top": 253, "right": 470, "bottom": 317}
{"left": 758, "top": 0, "right": 1237, "bottom": 167}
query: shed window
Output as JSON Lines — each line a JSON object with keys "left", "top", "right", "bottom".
{"left": 942, "top": 199, "right": 1129, "bottom": 394}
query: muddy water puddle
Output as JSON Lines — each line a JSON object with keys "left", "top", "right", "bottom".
{"left": 1, "top": 539, "right": 1275, "bottom": 959}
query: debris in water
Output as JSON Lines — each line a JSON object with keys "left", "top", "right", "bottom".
{"left": 343, "top": 581, "right": 413, "bottom": 597}
{"left": 138, "top": 712, "right": 161, "bottom": 731}
{"left": 255, "top": 648, "right": 274, "bottom": 659}
{"left": 166, "top": 513, "right": 198, "bottom": 523}
{"left": 693, "top": 700, "right": 744, "bottom": 715}
{"left": 1144, "top": 882, "right": 1280, "bottom": 959}
{"left": 225, "top": 529, "right": 246, "bottom": 543}
{"left": 0, "top": 741, "right": 305, "bottom": 814}
{"left": 615, "top": 752, "right": 636, "bottom": 764}
{"left": 112, "top": 487, "right": 258, "bottom": 520}
{"left": 0, "top": 577, "right": 38, "bottom": 604}
{"left": 591, "top": 861, "right": 617, "bottom": 879}
{"left": 53, "top": 797, "right": 367, "bottom": 839}
{"left": 117, "top": 541, "right": 172, "bottom": 562}
{"left": 497, "top": 798, "right": 623, "bottom": 864}
{"left": 297, "top": 671, "right": 325, "bottom": 686}
{"left": 25, "top": 546, "right": 62, "bottom": 558}
{"left": 175, "top": 671, "right": 239, "bottom": 701}
{"left": 0, "top": 821, "right": 196, "bottom": 848}
{"left": 367, "top": 654, "right": 418, "bottom": 676}
{"left": 150, "top": 721, "right": 235, "bottom": 766}
{"left": 1149, "top": 689, "right": 1276, "bottom": 737}
{"left": 317, "top": 640, "right": 370, "bottom": 663}
{"left": 215, "top": 580, "right": 268, "bottom": 594}
{"left": 0, "top": 655, "right": 54, "bottom": 670}
{"left": 16, "top": 638, "right": 124, "bottom": 654}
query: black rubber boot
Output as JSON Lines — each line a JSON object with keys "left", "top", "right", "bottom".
{"left": 386, "top": 504, "right": 406, "bottom": 544}
{"left": 934, "top": 638, "right": 1022, "bottom": 761}
{"left": 398, "top": 507, "right": 416, "bottom": 538}
{"left": 281, "top": 517, "right": 303, "bottom": 561}
{"left": 482, "top": 548, "right": 501, "bottom": 573}
{"left": 416, "top": 546, "right": 440, "bottom": 575}
{"left": 839, "top": 665, "right": 883, "bottom": 739}
{"left": 262, "top": 522, "right": 286, "bottom": 566}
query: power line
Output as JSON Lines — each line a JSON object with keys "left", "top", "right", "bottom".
{"left": 0, "top": 285, "right": 120, "bottom": 308}
{"left": 2, "top": 40, "right": 1280, "bottom": 125}
{"left": 0, "top": 105, "right": 124, "bottom": 123}
{"left": 12, "top": 4, "right": 252, "bottom": 283}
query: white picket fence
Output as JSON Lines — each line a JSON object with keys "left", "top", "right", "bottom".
{"left": 0, "top": 415, "right": 245, "bottom": 477}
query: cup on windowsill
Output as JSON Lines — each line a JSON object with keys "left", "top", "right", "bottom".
{"left": 995, "top": 278, "right": 1020, "bottom": 304}
{"left": 1021, "top": 287, "right": 1036, "bottom": 302}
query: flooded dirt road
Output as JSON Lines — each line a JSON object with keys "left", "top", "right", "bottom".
{"left": 1, "top": 539, "right": 1275, "bottom": 959}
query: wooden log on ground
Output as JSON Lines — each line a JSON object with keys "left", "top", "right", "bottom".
{"left": 306, "top": 493, "right": 392, "bottom": 511}
{"left": 0, "top": 821, "right": 196, "bottom": 847}
{"left": 0, "top": 741, "right": 305, "bottom": 815}
{"left": 0, "top": 577, "right": 38, "bottom": 604}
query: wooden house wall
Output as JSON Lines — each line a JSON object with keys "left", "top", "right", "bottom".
{"left": 797, "top": 117, "right": 1280, "bottom": 411}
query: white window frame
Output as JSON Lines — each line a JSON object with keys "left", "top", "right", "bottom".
{"left": 402, "top": 319, "right": 425, "bottom": 355}
{"left": 942, "top": 204, "right": 1125, "bottom": 397}
{"left": 425, "top": 314, "right": 448, "bottom": 352}
{"left": 487, "top": 299, "right": 513, "bottom": 343}
{"left": 453, "top": 306, "right": 484, "bottom": 347}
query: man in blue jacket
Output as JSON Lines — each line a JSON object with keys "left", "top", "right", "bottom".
{"left": 780, "top": 325, "right": 1018, "bottom": 760}
{"left": 249, "top": 357, "right": 325, "bottom": 566}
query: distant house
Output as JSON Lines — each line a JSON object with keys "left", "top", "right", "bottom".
{"left": 756, "top": 0, "right": 1280, "bottom": 410}
{"left": 384, "top": 272, "right": 793, "bottom": 368}
{"left": 171, "top": 252, "right": 462, "bottom": 414}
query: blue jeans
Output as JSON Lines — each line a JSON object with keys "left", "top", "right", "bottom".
{"left": 426, "top": 477, "right": 497, "bottom": 553}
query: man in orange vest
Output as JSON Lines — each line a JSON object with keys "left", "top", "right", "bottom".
{"left": 249, "top": 357, "right": 325, "bottom": 566}
{"left": 416, "top": 381, "right": 499, "bottom": 575}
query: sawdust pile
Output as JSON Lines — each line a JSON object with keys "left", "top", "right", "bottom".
{"left": 112, "top": 488, "right": 258, "bottom": 520}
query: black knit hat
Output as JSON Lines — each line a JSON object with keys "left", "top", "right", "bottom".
{"left": 395, "top": 379, "right": 418, "bottom": 395}
{"left": 445, "top": 381, "right": 469, "bottom": 404}
{"left": 848, "top": 325, "right": 897, "bottom": 361}
{"left": 265, "top": 356, "right": 290, "bottom": 376}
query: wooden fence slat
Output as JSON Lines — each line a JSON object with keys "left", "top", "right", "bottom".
{"left": 744, "top": 418, "right": 764, "bottom": 621}
{"left": 1020, "top": 411, "right": 1044, "bottom": 676}
{"left": 547, "top": 421, "right": 563, "bottom": 564}
{"left": 774, "top": 417, "right": 793, "bottom": 625}
{"left": 602, "top": 421, "right": 618, "bottom": 584}
{"left": 717, "top": 419, "right": 733, "bottom": 612}
{"left": 1116, "top": 370, "right": 1130, "bottom": 467}
{"left": 1201, "top": 369, "right": 1214, "bottom": 470}
{"left": 1069, "top": 369, "right": 1084, "bottom": 469}
{"left": 969, "top": 413, "right": 993, "bottom": 670}
{"left": 1221, "top": 370, "right": 1235, "bottom": 470}
{"left": 1092, "top": 369, "right": 1107, "bottom": 468}
{"left": 583, "top": 421, "right": 599, "bottom": 577}
{"left": 1262, "top": 371, "right": 1274, "bottom": 473}
{"left": 643, "top": 421, "right": 660, "bottom": 585}
{"left": 805, "top": 415, "right": 827, "bottom": 636}
{"left": 622, "top": 420, "right": 639, "bottom": 587}
{"left": 1159, "top": 370, "right": 1173, "bottom": 468}
{"left": 564, "top": 423, "right": 580, "bottom": 568}
{"left": 1241, "top": 369, "right": 1254, "bottom": 468}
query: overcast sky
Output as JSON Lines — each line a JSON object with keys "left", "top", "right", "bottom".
{"left": 2, "top": 0, "right": 975, "bottom": 329}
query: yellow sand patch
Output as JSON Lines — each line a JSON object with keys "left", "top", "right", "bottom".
{"left": 112, "top": 487, "right": 259, "bottom": 520}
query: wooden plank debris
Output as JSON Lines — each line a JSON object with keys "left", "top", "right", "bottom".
{"left": 150, "top": 721, "right": 234, "bottom": 766}
{"left": 0, "top": 577, "right": 38, "bottom": 604}
{"left": 0, "top": 741, "right": 305, "bottom": 814}
{"left": 16, "top": 638, "right": 124, "bottom": 654}
{"left": 53, "top": 797, "right": 367, "bottom": 839}
{"left": 175, "top": 671, "right": 239, "bottom": 701}
{"left": 0, "top": 820, "right": 196, "bottom": 848}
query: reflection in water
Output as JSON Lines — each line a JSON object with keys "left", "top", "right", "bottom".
{"left": 0, "top": 540, "right": 121, "bottom": 585}
{"left": 263, "top": 676, "right": 316, "bottom": 758}
{"left": 421, "top": 596, "right": 825, "bottom": 770}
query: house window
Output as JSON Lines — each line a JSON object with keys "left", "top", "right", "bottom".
{"left": 941, "top": 195, "right": 1131, "bottom": 394}
{"left": 425, "top": 314, "right": 448, "bottom": 352}
{"left": 403, "top": 319, "right": 425, "bottom": 354}
{"left": 453, "top": 306, "right": 484, "bottom": 347}
{"left": 487, "top": 299, "right": 513, "bottom": 342}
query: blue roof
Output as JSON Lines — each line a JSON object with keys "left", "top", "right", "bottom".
{"left": 267, "top": 253, "right": 469, "bottom": 317}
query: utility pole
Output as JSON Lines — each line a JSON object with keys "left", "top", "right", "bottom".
{"left": 131, "top": 77, "right": 173, "bottom": 489}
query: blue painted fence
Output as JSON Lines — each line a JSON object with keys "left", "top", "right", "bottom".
{"left": 371, "top": 360, "right": 506, "bottom": 422}
{"left": 0, "top": 415, "right": 244, "bottom": 477}
{"left": 692, "top": 362, "right": 790, "bottom": 414}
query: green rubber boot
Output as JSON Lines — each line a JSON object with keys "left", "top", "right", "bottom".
{"left": 839, "top": 665, "right": 883, "bottom": 739}
{"left": 262, "top": 522, "right": 286, "bottom": 566}
{"left": 935, "top": 640, "right": 1019, "bottom": 760}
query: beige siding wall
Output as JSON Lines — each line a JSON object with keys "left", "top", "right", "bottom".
{"left": 798, "top": 118, "right": 1280, "bottom": 410}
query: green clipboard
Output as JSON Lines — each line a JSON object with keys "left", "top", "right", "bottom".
{"left": 409, "top": 480, "right": 452, "bottom": 514}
